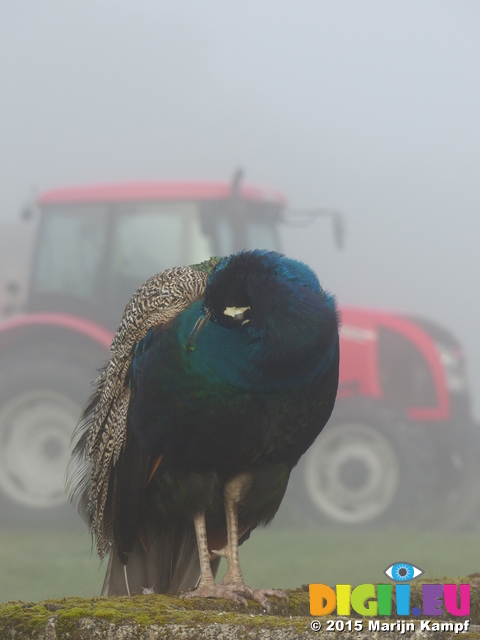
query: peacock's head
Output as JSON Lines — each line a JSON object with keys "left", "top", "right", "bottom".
{"left": 187, "top": 249, "right": 327, "bottom": 348}
{"left": 202, "top": 253, "right": 255, "bottom": 329}
{"left": 185, "top": 252, "right": 256, "bottom": 351}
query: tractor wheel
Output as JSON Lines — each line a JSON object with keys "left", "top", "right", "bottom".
{"left": 0, "top": 344, "right": 99, "bottom": 528}
{"left": 425, "top": 421, "right": 480, "bottom": 531}
{"left": 296, "top": 400, "right": 437, "bottom": 528}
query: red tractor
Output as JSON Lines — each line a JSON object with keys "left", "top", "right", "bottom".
{"left": 0, "top": 174, "right": 478, "bottom": 528}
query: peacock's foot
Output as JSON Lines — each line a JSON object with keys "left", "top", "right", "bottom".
{"left": 181, "top": 582, "right": 249, "bottom": 607}
{"left": 181, "top": 581, "right": 288, "bottom": 613}
{"left": 225, "top": 583, "right": 288, "bottom": 613}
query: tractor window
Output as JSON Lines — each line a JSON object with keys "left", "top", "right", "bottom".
{"left": 32, "top": 205, "right": 108, "bottom": 301}
{"left": 30, "top": 199, "right": 281, "bottom": 328}
{"left": 213, "top": 218, "right": 278, "bottom": 255}
{"left": 245, "top": 218, "right": 279, "bottom": 252}
{"left": 108, "top": 203, "right": 212, "bottom": 308}
{"left": 200, "top": 202, "right": 281, "bottom": 255}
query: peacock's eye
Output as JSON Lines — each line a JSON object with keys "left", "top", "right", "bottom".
{"left": 223, "top": 306, "right": 251, "bottom": 324}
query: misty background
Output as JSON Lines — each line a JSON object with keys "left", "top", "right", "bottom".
{"left": 1, "top": 0, "right": 480, "bottom": 603}
{"left": 1, "top": 1, "right": 479, "bottom": 415}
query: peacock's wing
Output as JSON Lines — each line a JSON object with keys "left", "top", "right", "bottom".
{"left": 69, "top": 261, "right": 218, "bottom": 559}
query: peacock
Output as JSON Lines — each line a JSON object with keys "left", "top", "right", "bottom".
{"left": 69, "top": 249, "right": 339, "bottom": 611}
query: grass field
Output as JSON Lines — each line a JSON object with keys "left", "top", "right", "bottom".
{"left": 1, "top": 525, "right": 479, "bottom": 603}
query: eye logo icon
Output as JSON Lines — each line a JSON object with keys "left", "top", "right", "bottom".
{"left": 384, "top": 562, "right": 424, "bottom": 582}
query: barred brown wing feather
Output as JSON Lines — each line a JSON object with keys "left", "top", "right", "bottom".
{"left": 81, "top": 266, "right": 207, "bottom": 558}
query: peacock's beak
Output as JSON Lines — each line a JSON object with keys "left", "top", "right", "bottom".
{"left": 185, "top": 309, "right": 212, "bottom": 353}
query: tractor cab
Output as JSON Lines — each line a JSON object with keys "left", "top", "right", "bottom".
{"left": 27, "top": 182, "right": 284, "bottom": 330}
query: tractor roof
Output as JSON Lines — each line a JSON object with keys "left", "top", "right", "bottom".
{"left": 38, "top": 182, "right": 287, "bottom": 206}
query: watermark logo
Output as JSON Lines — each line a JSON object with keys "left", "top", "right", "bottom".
{"left": 309, "top": 561, "right": 470, "bottom": 618}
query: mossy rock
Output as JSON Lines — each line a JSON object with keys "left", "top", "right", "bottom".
{"left": 1, "top": 578, "right": 479, "bottom": 639}
{"left": 0, "top": 589, "right": 312, "bottom": 639}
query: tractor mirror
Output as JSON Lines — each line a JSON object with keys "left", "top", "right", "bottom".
{"left": 332, "top": 212, "right": 345, "bottom": 250}
{"left": 281, "top": 208, "right": 346, "bottom": 250}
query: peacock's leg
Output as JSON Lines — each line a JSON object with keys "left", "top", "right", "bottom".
{"left": 181, "top": 510, "right": 249, "bottom": 605}
{"left": 192, "top": 511, "right": 216, "bottom": 588}
{"left": 182, "top": 473, "right": 287, "bottom": 612}
{"left": 216, "top": 474, "right": 287, "bottom": 612}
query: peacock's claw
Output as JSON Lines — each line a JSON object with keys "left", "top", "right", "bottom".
{"left": 181, "top": 581, "right": 288, "bottom": 613}
{"left": 181, "top": 582, "right": 249, "bottom": 607}
{"left": 226, "top": 585, "right": 288, "bottom": 613}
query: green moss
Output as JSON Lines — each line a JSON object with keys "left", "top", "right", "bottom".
{"left": 0, "top": 601, "right": 51, "bottom": 639}
{"left": 58, "top": 606, "right": 92, "bottom": 619}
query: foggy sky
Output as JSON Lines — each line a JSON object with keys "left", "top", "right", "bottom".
{"left": 1, "top": 1, "right": 480, "bottom": 415}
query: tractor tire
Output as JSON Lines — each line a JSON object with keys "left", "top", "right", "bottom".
{"left": 0, "top": 344, "right": 100, "bottom": 529}
{"left": 424, "top": 421, "right": 480, "bottom": 531}
{"left": 292, "top": 399, "right": 437, "bottom": 528}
